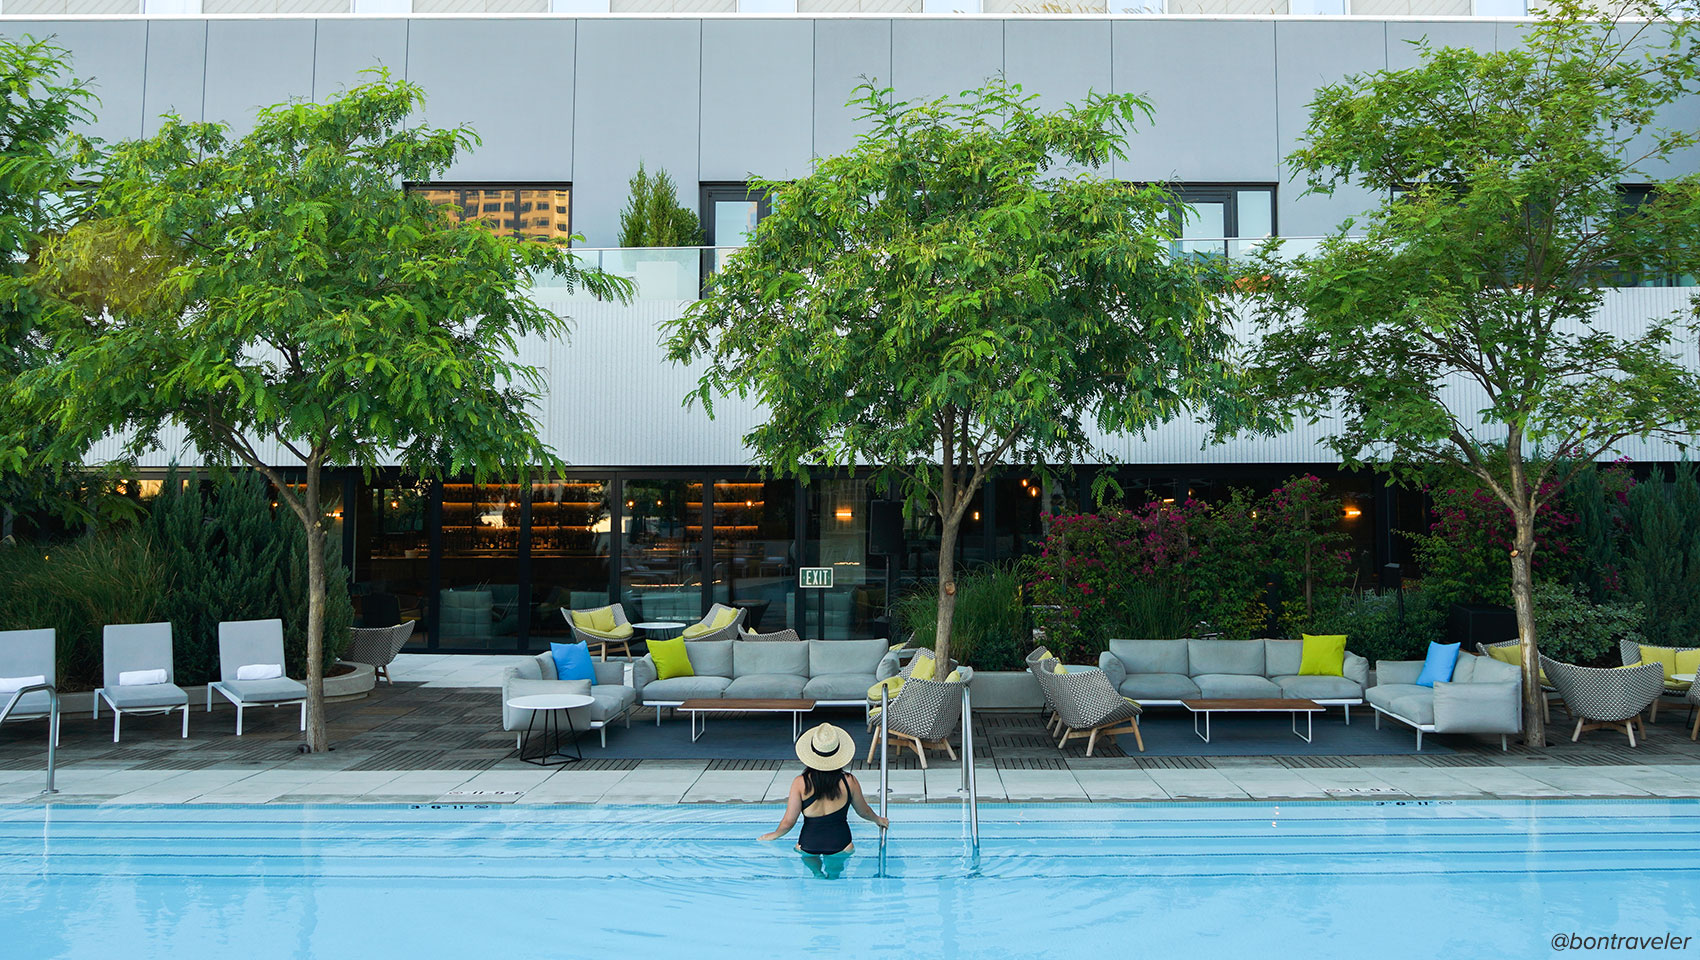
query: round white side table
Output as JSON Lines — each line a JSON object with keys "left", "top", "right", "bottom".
{"left": 506, "top": 692, "right": 596, "bottom": 765}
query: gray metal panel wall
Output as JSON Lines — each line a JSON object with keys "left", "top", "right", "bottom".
{"left": 202, "top": 18, "right": 316, "bottom": 131}
{"left": 0, "top": 19, "right": 147, "bottom": 144}
{"left": 140, "top": 19, "right": 207, "bottom": 134}
{"left": 312, "top": 17, "right": 408, "bottom": 100}
{"left": 699, "top": 18, "right": 814, "bottom": 183}
{"left": 811, "top": 17, "right": 890, "bottom": 160}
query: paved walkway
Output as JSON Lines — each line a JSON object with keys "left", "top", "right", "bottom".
{"left": 1, "top": 654, "right": 1695, "bottom": 805}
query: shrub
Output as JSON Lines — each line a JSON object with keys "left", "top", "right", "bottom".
{"left": 1301, "top": 588, "right": 1446, "bottom": 664}
{"left": 1532, "top": 581, "right": 1643, "bottom": 667}
{"left": 893, "top": 561, "right": 1028, "bottom": 671}
{"left": 617, "top": 162, "right": 702, "bottom": 247}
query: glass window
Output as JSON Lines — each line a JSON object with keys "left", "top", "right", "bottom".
{"left": 1163, "top": 185, "right": 1276, "bottom": 259}
{"left": 701, "top": 183, "right": 772, "bottom": 272}
{"left": 804, "top": 479, "right": 885, "bottom": 641}
{"left": 437, "top": 482, "right": 525, "bottom": 651}
{"left": 528, "top": 479, "right": 613, "bottom": 651}
{"left": 620, "top": 480, "right": 704, "bottom": 624}
{"left": 356, "top": 481, "right": 431, "bottom": 647}
{"left": 711, "top": 480, "right": 796, "bottom": 634}
{"left": 407, "top": 184, "right": 573, "bottom": 242}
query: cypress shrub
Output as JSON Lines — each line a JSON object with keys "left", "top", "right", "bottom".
{"left": 0, "top": 531, "right": 165, "bottom": 690}
{"left": 1622, "top": 461, "right": 1700, "bottom": 648}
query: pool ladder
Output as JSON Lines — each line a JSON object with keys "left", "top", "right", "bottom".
{"left": 0, "top": 681, "right": 60, "bottom": 795}
{"left": 875, "top": 680, "right": 980, "bottom": 873}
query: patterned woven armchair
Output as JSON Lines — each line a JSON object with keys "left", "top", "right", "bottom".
{"left": 677, "top": 603, "right": 747, "bottom": 644}
{"left": 865, "top": 668, "right": 968, "bottom": 769}
{"left": 740, "top": 628, "right": 801, "bottom": 642}
{"left": 565, "top": 603, "right": 635, "bottom": 660}
{"left": 1026, "top": 646, "right": 1061, "bottom": 732}
{"left": 1036, "top": 659, "right": 1144, "bottom": 756}
{"left": 1478, "top": 639, "right": 1564, "bottom": 722}
{"left": 1687, "top": 682, "right": 1699, "bottom": 741}
{"left": 343, "top": 622, "right": 416, "bottom": 683}
{"left": 1617, "top": 638, "right": 1699, "bottom": 722}
{"left": 1540, "top": 656, "right": 1664, "bottom": 746}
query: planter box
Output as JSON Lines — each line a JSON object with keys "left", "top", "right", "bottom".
{"left": 965, "top": 670, "right": 1043, "bottom": 710}
{"left": 324, "top": 661, "right": 376, "bottom": 701}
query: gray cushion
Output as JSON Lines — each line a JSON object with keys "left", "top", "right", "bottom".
{"left": 589, "top": 685, "right": 637, "bottom": 723}
{"left": 1, "top": 690, "right": 53, "bottom": 717}
{"left": 1274, "top": 675, "right": 1363, "bottom": 700}
{"left": 503, "top": 678, "right": 582, "bottom": 730}
{"left": 1188, "top": 639, "right": 1265, "bottom": 677}
{"left": 684, "top": 640, "right": 734, "bottom": 679}
{"left": 1367, "top": 683, "right": 1433, "bottom": 720}
{"left": 1451, "top": 654, "right": 1480, "bottom": 683}
{"left": 103, "top": 683, "right": 189, "bottom": 710}
{"left": 221, "top": 677, "right": 307, "bottom": 703}
{"left": 1193, "top": 674, "right": 1282, "bottom": 698}
{"left": 733, "top": 641, "right": 809, "bottom": 678}
{"left": 1108, "top": 638, "right": 1189, "bottom": 676}
{"left": 725, "top": 674, "right": 809, "bottom": 699}
{"left": 1117, "top": 673, "right": 1202, "bottom": 700}
{"left": 808, "top": 638, "right": 887, "bottom": 677}
{"left": 642, "top": 676, "right": 733, "bottom": 701}
{"left": 1385, "top": 693, "right": 1436, "bottom": 725}
{"left": 803, "top": 674, "right": 876, "bottom": 701}
{"left": 1264, "top": 639, "right": 1303, "bottom": 677}
{"left": 1433, "top": 681, "right": 1520, "bottom": 734}
{"left": 1465, "top": 655, "right": 1520, "bottom": 685}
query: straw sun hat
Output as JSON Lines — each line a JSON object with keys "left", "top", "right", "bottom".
{"left": 795, "top": 723, "right": 856, "bottom": 771}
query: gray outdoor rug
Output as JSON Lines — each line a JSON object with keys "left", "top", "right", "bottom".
{"left": 1118, "top": 709, "right": 1460, "bottom": 757}
{"left": 580, "top": 711, "right": 869, "bottom": 761}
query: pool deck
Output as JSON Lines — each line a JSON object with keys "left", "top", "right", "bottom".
{"left": 2, "top": 653, "right": 1697, "bottom": 805}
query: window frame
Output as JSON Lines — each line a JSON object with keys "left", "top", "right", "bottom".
{"left": 403, "top": 181, "right": 574, "bottom": 244}
{"left": 699, "top": 182, "right": 772, "bottom": 249}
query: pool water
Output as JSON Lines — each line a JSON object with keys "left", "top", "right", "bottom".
{"left": 2, "top": 800, "right": 1697, "bottom": 959}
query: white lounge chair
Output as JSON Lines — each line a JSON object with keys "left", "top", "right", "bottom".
{"left": 0, "top": 628, "right": 59, "bottom": 747}
{"left": 208, "top": 619, "right": 307, "bottom": 736}
{"left": 95, "top": 622, "right": 190, "bottom": 742}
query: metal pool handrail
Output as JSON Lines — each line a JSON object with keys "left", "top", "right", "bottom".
{"left": 0, "top": 681, "right": 60, "bottom": 794}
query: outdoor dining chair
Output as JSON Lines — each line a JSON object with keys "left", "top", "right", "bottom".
{"left": 343, "top": 621, "right": 416, "bottom": 683}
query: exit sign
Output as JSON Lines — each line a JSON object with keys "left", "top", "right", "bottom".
{"left": 798, "top": 567, "right": 834, "bottom": 589}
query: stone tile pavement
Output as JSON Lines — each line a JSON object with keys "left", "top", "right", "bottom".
{"left": 0, "top": 653, "right": 1695, "bottom": 806}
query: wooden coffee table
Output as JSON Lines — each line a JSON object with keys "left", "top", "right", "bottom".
{"left": 1182, "top": 698, "right": 1325, "bottom": 744}
{"left": 677, "top": 698, "right": 816, "bottom": 742}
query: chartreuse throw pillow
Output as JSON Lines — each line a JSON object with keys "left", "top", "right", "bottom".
{"left": 909, "top": 654, "right": 937, "bottom": 681}
{"left": 549, "top": 641, "right": 596, "bottom": 683}
{"left": 868, "top": 676, "right": 904, "bottom": 701}
{"left": 1486, "top": 642, "right": 1549, "bottom": 684}
{"left": 1415, "top": 641, "right": 1461, "bottom": 688}
{"left": 649, "top": 637, "right": 695, "bottom": 681}
{"left": 1675, "top": 648, "right": 1700, "bottom": 681}
{"left": 1298, "top": 634, "right": 1347, "bottom": 677}
{"left": 1051, "top": 662, "right": 1068, "bottom": 675}
{"left": 1637, "top": 644, "right": 1679, "bottom": 680}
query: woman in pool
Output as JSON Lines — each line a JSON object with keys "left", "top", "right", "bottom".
{"left": 759, "top": 723, "right": 888, "bottom": 875}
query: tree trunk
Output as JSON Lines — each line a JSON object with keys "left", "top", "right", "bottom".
{"left": 302, "top": 463, "right": 329, "bottom": 753}
{"left": 935, "top": 510, "right": 959, "bottom": 672}
{"left": 1509, "top": 506, "right": 1545, "bottom": 748}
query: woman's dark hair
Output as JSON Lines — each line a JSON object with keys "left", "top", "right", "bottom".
{"left": 801, "top": 766, "right": 845, "bottom": 802}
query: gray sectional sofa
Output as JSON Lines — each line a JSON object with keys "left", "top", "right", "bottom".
{"left": 501, "top": 655, "right": 636, "bottom": 747}
{"left": 633, "top": 638, "right": 891, "bottom": 715}
{"left": 1368, "top": 653, "right": 1523, "bottom": 750}
{"left": 1097, "top": 638, "right": 1370, "bottom": 719}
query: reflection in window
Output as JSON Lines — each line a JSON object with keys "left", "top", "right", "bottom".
{"left": 1164, "top": 184, "right": 1276, "bottom": 259}
{"left": 438, "top": 482, "right": 524, "bottom": 651}
{"left": 358, "top": 481, "right": 431, "bottom": 644}
{"left": 701, "top": 182, "right": 772, "bottom": 273}
{"left": 620, "top": 480, "right": 704, "bottom": 624}
{"left": 711, "top": 480, "right": 796, "bottom": 633}
{"left": 407, "top": 184, "right": 573, "bottom": 241}
{"left": 530, "top": 480, "right": 613, "bottom": 650}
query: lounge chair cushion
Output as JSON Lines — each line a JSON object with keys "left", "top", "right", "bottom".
{"left": 808, "top": 638, "right": 888, "bottom": 677}
{"left": 868, "top": 676, "right": 905, "bottom": 701}
{"left": 103, "top": 683, "right": 190, "bottom": 710}
{"left": 725, "top": 675, "right": 808, "bottom": 699}
{"left": 222, "top": 677, "right": 308, "bottom": 703}
{"left": 1193, "top": 674, "right": 1282, "bottom": 699}
{"left": 1189, "top": 639, "right": 1265, "bottom": 677}
{"left": 1274, "top": 675, "right": 1362, "bottom": 701}
{"left": 1299, "top": 634, "right": 1347, "bottom": 676}
{"left": 650, "top": 638, "right": 694, "bottom": 680}
{"left": 684, "top": 640, "right": 734, "bottom": 678}
{"left": 805, "top": 674, "right": 878, "bottom": 701}
{"left": 1, "top": 690, "right": 53, "bottom": 716}
{"left": 1116, "top": 673, "right": 1202, "bottom": 701}
{"left": 642, "top": 676, "right": 732, "bottom": 701}
{"left": 1263, "top": 639, "right": 1303, "bottom": 677}
{"left": 733, "top": 640, "right": 809, "bottom": 679}
{"left": 1108, "top": 638, "right": 1189, "bottom": 676}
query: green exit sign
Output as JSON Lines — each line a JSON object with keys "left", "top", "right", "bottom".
{"left": 798, "top": 567, "right": 834, "bottom": 589}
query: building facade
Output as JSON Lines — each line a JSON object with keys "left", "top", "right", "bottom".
{"left": 5, "top": 13, "right": 1697, "bottom": 651}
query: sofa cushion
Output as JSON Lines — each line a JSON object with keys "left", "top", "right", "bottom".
{"left": 809, "top": 638, "right": 888, "bottom": 677}
{"left": 725, "top": 674, "right": 809, "bottom": 699}
{"left": 1416, "top": 642, "right": 1461, "bottom": 687}
{"left": 588, "top": 685, "right": 637, "bottom": 723}
{"left": 650, "top": 638, "right": 694, "bottom": 680}
{"left": 1386, "top": 692, "right": 1436, "bottom": 725}
{"left": 1264, "top": 639, "right": 1303, "bottom": 677}
{"left": 734, "top": 641, "right": 810, "bottom": 678}
{"left": 1299, "top": 634, "right": 1347, "bottom": 677}
{"left": 685, "top": 640, "right": 735, "bottom": 678}
{"left": 1108, "top": 638, "right": 1189, "bottom": 676}
{"left": 550, "top": 641, "right": 596, "bottom": 683}
{"left": 1274, "top": 675, "right": 1363, "bottom": 701}
{"left": 1193, "top": 674, "right": 1281, "bottom": 698}
{"left": 808, "top": 674, "right": 882, "bottom": 701}
{"left": 1367, "top": 683, "right": 1433, "bottom": 720}
{"left": 1116, "top": 673, "right": 1202, "bottom": 701}
{"left": 642, "top": 676, "right": 733, "bottom": 701}
{"left": 1189, "top": 639, "right": 1265, "bottom": 677}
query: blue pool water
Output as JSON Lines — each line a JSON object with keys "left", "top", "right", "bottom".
{"left": 2, "top": 800, "right": 1698, "bottom": 959}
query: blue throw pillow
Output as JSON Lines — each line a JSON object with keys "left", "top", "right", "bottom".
{"left": 550, "top": 641, "right": 596, "bottom": 683}
{"left": 1415, "top": 641, "right": 1461, "bottom": 688}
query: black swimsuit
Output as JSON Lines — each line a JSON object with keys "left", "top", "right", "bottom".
{"left": 798, "top": 790, "right": 853, "bottom": 855}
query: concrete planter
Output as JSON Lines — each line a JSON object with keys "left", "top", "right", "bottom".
{"left": 966, "top": 670, "right": 1044, "bottom": 710}
{"left": 324, "top": 661, "right": 376, "bottom": 701}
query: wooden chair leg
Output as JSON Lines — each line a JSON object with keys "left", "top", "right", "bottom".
{"left": 941, "top": 737, "right": 956, "bottom": 761}
{"left": 1085, "top": 727, "right": 1100, "bottom": 757}
{"left": 865, "top": 736, "right": 877, "bottom": 764}
{"left": 1627, "top": 719, "right": 1639, "bottom": 748}
{"left": 1572, "top": 718, "right": 1585, "bottom": 742}
{"left": 1129, "top": 717, "right": 1144, "bottom": 753}
{"left": 1650, "top": 700, "right": 1659, "bottom": 723}
{"left": 1690, "top": 708, "right": 1699, "bottom": 741}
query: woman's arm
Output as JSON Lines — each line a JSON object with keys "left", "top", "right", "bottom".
{"left": 759, "top": 777, "right": 804, "bottom": 841}
{"left": 846, "top": 775, "right": 889, "bottom": 829}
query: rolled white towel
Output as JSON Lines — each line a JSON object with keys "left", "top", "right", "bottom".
{"left": 235, "top": 663, "right": 284, "bottom": 681}
{"left": 0, "top": 675, "right": 47, "bottom": 694}
{"left": 118, "top": 668, "right": 168, "bottom": 687}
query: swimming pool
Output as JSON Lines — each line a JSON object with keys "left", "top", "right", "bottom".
{"left": 3, "top": 800, "right": 1697, "bottom": 959}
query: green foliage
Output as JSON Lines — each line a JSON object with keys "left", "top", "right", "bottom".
{"left": 1620, "top": 461, "right": 1700, "bottom": 648}
{"left": 149, "top": 470, "right": 352, "bottom": 682}
{"left": 1531, "top": 580, "right": 1644, "bottom": 666}
{"left": 892, "top": 562, "right": 1031, "bottom": 671}
{"left": 665, "top": 78, "right": 1239, "bottom": 668}
{"left": 617, "top": 162, "right": 702, "bottom": 247}
{"left": 0, "top": 530, "right": 166, "bottom": 690}
{"left": 1302, "top": 589, "right": 1447, "bottom": 664}
{"left": 1405, "top": 475, "right": 1584, "bottom": 611}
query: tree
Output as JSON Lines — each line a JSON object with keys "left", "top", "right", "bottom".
{"left": 664, "top": 79, "right": 1237, "bottom": 669}
{"left": 18, "top": 74, "right": 631, "bottom": 751}
{"left": 1237, "top": 0, "right": 1700, "bottom": 746}
{"left": 618, "top": 162, "right": 702, "bottom": 247}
